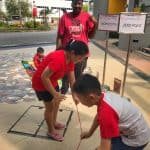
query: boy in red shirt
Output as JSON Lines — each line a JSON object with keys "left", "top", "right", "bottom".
{"left": 56, "top": 0, "right": 97, "bottom": 94}
{"left": 33, "top": 47, "right": 45, "bottom": 69}
{"left": 72, "top": 74, "right": 150, "bottom": 150}
{"left": 32, "top": 40, "right": 89, "bottom": 141}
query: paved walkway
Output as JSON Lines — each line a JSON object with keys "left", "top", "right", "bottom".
{"left": 92, "top": 39, "right": 150, "bottom": 81}
{"left": 0, "top": 43, "right": 149, "bottom": 150}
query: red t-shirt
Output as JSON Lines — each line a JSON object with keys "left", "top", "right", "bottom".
{"left": 33, "top": 53, "right": 44, "bottom": 68}
{"left": 57, "top": 11, "right": 94, "bottom": 47}
{"left": 32, "top": 50, "right": 74, "bottom": 91}
{"left": 97, "top": 93, "right": 120, "bottom": 139}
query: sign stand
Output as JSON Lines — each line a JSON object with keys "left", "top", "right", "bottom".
{"left": 119, "top": 12, "right": 147, "bottom": 96}
{"left": 102, "top": 31, "right": 109, "bottom": 85}
{"left": 121, "top": 34, "right": 131, "bottom": 96}
{"left": 98, "top": 14, "right": 120, "bottom": 86}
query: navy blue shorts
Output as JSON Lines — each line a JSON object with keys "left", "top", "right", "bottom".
{"left": 35, "top": 86, "right": 59, "bottom": 102}
{"left": 111, "top": 137, "right": 148, "bottom": 150}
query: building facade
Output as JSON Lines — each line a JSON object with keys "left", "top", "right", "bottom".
{"left": 93, "top": 0, "right": 150, "bottom": 50}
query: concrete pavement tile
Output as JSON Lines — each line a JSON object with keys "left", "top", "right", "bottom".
{"left": 145, "top": 143, "right": 150, "bottom": 150}
{"left": 0, "top": 134, "right": 26, "bottom": 150}
{"left": 12, "top": 106, "right": 44, "bottom": 134}
{"left": 0, "top": 102, "right": 41, "bottom": 132}
{"left": 0, "top": 43, "right": 149, "bottom": 149}
{"left": 37, "top": 108, "right": 73, "bottom": 137}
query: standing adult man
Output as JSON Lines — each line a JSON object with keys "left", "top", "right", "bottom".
{"left": 56, "top": 0, "right": 97, "bottom": 94}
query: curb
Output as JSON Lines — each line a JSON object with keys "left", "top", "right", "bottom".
{"left": 0, "top": 42, "right": 55, "bottom": 49}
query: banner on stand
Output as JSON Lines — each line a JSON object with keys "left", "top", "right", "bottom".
{"left": 119, "top": 13, "right": 147, "bottom": 34}
{"left": 98, "top": 14, "right": 119, "bottom": 31}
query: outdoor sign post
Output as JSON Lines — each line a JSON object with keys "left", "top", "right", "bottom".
{"left": 102, "top": 30, "right": 109, "bottom": 86}
{"left": 98, "top": 14, "right": 119, "bottom": 86}
{"left": 119, "top": 12, "right": 147, "bottom": 96}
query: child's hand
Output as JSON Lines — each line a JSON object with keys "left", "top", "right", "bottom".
{"left": 95, "top": 146, "right": 100, "bottom": 150}
{"left": 72, "top": 93, "right": 80, "bottom": 105}
{"left": 81, "top": 131, "right": 91, "bottom": 139}
{"left": 53, "top": 92, "right": 66, "bottom": 101}
{"left": 74, "top": 98, "right": 80, "bottom": 105}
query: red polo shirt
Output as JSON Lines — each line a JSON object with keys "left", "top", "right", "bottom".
{"left": 57, "top": 11, "right": 94, "bottom": 47}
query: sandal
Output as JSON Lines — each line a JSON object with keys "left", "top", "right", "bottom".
{"left": 47, "top": 132, "right": 64, "bottom": 141}
{"left": 55, "top": 122, "right": 66, "bottom": 130}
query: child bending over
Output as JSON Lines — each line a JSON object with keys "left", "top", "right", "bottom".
{"left": 32, "top": 40, "right": 89, "bottom": 141}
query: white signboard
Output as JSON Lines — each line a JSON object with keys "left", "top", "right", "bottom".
{"left": 119, "top": 13, "right": 146, "bottom": 34}
{"left": 98, "top": 14, "right": 119, "bottom": 31}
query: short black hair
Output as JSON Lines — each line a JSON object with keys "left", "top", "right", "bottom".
{"left": 37, "top": 47, "right": 44, "bottom": 53}
{"left": 72, "top": 0, "right": 83, "bottom": 3}
{"left": 73, "top": 74, "right": 102, "bottom": 95}
{"left": 65, "top": 40, "right": 89, "bottom": 56}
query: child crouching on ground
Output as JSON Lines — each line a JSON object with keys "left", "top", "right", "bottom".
{"left": 72, "top": 74, "right": 150, "bottom": 150}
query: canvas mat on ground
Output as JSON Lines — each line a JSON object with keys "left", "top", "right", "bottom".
{"left": 8, "top": 105, "right": 73, "bottom": 140}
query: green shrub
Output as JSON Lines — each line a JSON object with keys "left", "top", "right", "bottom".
{"left": 140, "top": 3, "right": 146, "bottom": 12}
{"left": 24, "top": 21, "right": 34, "bottom": 28}
{"left": 0, "top": 21, "right": 8, "bottom": 27}
{"left": 36, "top": 24, "right": 50, "bottom": 30}
{"left": 24, "top": 21, "right": 50, "bottom": 29}
{"left": 0, "top": 20, "right": 50, "bottom": 31}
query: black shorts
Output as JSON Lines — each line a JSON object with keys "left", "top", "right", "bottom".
{"left": 35, "top": 86, "right": 59, "bottom": 102}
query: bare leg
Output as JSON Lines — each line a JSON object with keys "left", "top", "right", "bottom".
{"left": 43, "top": 101, "right": 55, "bottom": 133}
{"left": 53, "top": 99, "right": 60, "bottom": 126}
{"left": 43, "top": 100, "right": 63, "bottom": 141}
{"left": 53, "top": 100, "right": 65, "bottom": 129}
{"left": 44, "top": 100, "right": 63, "bottom": 131}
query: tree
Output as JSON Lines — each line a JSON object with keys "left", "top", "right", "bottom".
{"left": 5, "top": 0, "right": 31, "bottom": 18}
{"left": 18, "top": 1, "right": 31, "bottom": 18}
{"left": 5, "top": 0, "right": 18, "bottom": 17}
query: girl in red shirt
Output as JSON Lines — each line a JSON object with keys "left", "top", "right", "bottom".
{"left": 32, "top": 40, "right": 88, "bottom": 141}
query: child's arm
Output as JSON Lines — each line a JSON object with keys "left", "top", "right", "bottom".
{"left": 81, "top": 114, "right": 99, "bottom": 139}
{"left": 68, "top": 71, "right": 75, "bottom": 90}
{"left": 68, "top": 71, "right": 79, "bottom": 104}
{"left": 81, "top": 113, "right": 111, "bottom": 150}
{"left": 41, "top": 66, "right": 66, "bottom": 101}
{"left": 95, "top": 139, "right": 111, "bottom": 150}
{"left": 95, "top": 138, "right": 111, "bottom": 150}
